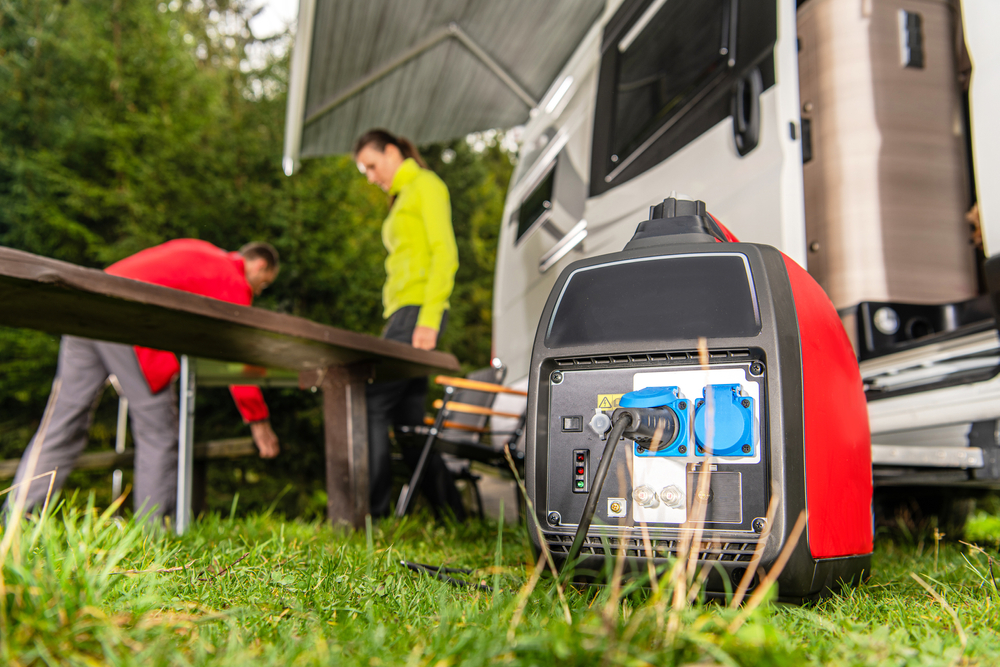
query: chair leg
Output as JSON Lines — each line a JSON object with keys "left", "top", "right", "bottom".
{"left": 471, "top": 476, "right": 485, "bottom": 521}
{"left": 395, "top": 387, "right": 454, "bottom": 517}
{"left": 395, "top": 432, "right": 435, "bottom": 517}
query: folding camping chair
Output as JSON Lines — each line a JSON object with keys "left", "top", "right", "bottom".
{"left": 394, "top": 366, "right": 528, "bottom": 519}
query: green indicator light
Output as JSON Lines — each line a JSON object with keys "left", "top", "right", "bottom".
{"left": 575, "top": 481, "right": 585, "bottom": 488}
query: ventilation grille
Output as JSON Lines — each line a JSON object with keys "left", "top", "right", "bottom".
{"left": 553, "top": 349, "right": 752, "bottom": 368}
{"left": 543, "top": 532, "right": 758, "bottom": 562}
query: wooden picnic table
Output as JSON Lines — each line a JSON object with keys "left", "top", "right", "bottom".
{"left": 0, "top": 246, "right": 460, "bottom": 530}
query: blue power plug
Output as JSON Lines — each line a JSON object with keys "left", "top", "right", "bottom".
{"left": 618, "top": 386, "right": 690, "bottom": 456}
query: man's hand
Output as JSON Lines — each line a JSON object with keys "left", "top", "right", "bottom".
{"left": 411, "top": 325, "right": 439, "bottom": 350}
{"left": 249, "top": 421, "right": 280, "bottom": 459}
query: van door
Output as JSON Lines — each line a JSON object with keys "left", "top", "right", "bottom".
{"left": 587, "top": 0, "right": 806, "bottom": 264}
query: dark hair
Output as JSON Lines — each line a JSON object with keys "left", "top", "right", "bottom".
{"left": 352, "top": 128, "right": 428, "bottom": 169}
{"left": 239, "top": 242, "right": 280, "bottom": 270}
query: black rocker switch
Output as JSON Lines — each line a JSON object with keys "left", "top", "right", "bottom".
{"left": 562, "top": 415, "right": 583, "bottom": 432}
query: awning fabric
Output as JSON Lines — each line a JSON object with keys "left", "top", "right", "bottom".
{"left": 283, "top": 0, "right": 605, "bottom": 172}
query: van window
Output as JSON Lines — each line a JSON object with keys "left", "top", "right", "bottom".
{"left": 590, "top": 0, "right": 777, "bottom": 196}
{"left": 611, "top": 0, "right": 731, "bottom": 166}
{"left": 515, "top": 164, "right": 556, "bottom": 243}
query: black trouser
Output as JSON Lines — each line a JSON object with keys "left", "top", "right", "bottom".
{"left": 366, "top": 306, "right": 465, "bottom": 520}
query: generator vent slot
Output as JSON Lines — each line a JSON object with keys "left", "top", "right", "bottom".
{"left": 553, "top": 349, "right": 753, "bottom": 368}
{"left": 544, "top": 534, "right": 756, "bottom": 562}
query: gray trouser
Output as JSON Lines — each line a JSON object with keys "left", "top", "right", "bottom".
{"left": 8, "top": 336, "right": 179, "bottom": 517}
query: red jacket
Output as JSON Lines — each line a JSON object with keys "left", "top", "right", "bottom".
{"left": 105, "top": 239, "right": 269, "bottom": 423}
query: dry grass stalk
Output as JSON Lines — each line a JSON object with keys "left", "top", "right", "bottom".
{"left": 40, "top": 467, "right": 58, "bottom": 517}
{"left": 508, "top": 551, "right": 547, "bottom": 641}
{"left": 728, "top": 509, "right": 808, "bottom": 633}
{"left": 197, "top": 552, "right": 249, "bottom": 582}
{"left": 639, "top": 521, "right": 657, "bottom": 588}
{"left": 648, "top": 420, "right": 665, "bottom": 455}
{"left": 686, "top": 553, "right": 717, "bottom": 605}
{"left": 686, "top": 337, "right": 715, "bottom": 586}
{"left": 0, "top": 378, "right": 63, "bottom": 638}
{"left": 959, "top": 540, "right": 1000, "bottom": 594}
{"left": 959, "top": 540, "right": 997, "bottom": 565}
{"left": 1, "top": 378, "right": 62, "bottom": 564}
{"left": 114, "top": 559, "right": 197, "bottom": 576}
{"left": 603, "top": 467, "right": 631, "bottom": 626}
{"left": 933, "top": 528, "right": 943, "bottom": 571}
{"left": 504, "top": 444, "right": 573, "bottom": 625}
{"left": 639, "top": 425, "right": 664, "bottom": 624}
{"left": 910, "top": 573, "right": 967, "bottom": 650}
{"left": 730, "top": 489, "right": 780, "bottom": 608}
{"left": 667, "top": 338, "right": 714, "bottom": 635}
{"left": 637, "top": 519, "right": 669, "bottom": 632}
{"left": 684, "top": 445, "right": 713, "bottom": 579}
{"left": 0, "top": 470, "right": 57, "bottom": 500}
{"left": 667, "top": 534, "right": 689, "bottom": 636}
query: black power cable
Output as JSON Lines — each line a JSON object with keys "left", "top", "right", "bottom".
{"left": 565, "top": 411, "right": 633, "bottom": 568}
{"left": 404, "top": 409, "right": 665, "bottom": 584}
{"left": 401, "top": 560, "right": 492, "bottom": 591}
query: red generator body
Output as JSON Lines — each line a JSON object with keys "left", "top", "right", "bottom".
{"left": 524, "top": 197, "right": 872, "bottom": 600}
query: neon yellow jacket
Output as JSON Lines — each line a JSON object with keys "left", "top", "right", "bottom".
{"left": 383, "top": 158, "right": 458, "bottom": 330}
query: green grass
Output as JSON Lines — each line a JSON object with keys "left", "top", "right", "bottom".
{"left": 2, "top": 498, "right": 1000, "bottom": 666}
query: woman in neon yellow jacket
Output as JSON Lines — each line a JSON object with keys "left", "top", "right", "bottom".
{"left": 353, "top": 129, "right": 465, "bottom": 520}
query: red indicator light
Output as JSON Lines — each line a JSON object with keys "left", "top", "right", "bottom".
{"left": 576, "top": 454, "right": 585, "bottom": 462}
{"left": 576, "top": 467, "right": 585, "bottom": 475}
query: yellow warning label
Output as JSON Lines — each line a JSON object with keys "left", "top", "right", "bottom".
{"left": 597, "top": 394, "right": 624, "bottom": 412}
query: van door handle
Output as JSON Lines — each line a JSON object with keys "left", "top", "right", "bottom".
{"left": 539, "top": 219, "right": 588, "bottom": 273}
{"left": 732, "top": 67, "right": 762, "bottom": 156}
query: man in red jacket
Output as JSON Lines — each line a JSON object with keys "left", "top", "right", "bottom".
{"left": 9, "top": 239, "right": 281, "bottom": 519}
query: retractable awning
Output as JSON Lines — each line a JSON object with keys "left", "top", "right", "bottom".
{"left": 282, "top": 0, "right": 606, "bottom": 174}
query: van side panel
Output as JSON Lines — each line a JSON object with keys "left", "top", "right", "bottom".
{"left": 798, "top": 0, "right": 975, "bottom": 314}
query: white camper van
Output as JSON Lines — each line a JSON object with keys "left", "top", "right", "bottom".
{"left": 491, "top": 0, "right": 1000, "bottom": 519}
{"left": 284, "top": 0, "right": 1000, "bottom": 526}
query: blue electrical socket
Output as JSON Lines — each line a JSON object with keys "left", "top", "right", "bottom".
{"left": 693, "top": 384, "right": 755, "bottom": 457}
{"left": 619, "top": 386, "right": 690, "bottom": 457}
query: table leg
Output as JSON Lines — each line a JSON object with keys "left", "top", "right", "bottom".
{"left": 176, "top": 355, "right": 196, "bottom": 534}
{"left": 111, "top": 389, "right": 128, "bottom": 504}
{"left": 302, "top": 364, "right": 372, "bottom": 528}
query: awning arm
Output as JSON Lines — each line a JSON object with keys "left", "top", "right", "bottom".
{"left": 302, "top": 21, "right": 539, "bottom": 130}
{"left": 282, "top": 0, "right": 317, "bottom": 175}
{"left": 448, "top": 22, "right": 538, "bottom": 109}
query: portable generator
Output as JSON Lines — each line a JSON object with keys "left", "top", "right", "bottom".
{"left": 524, "top": 197, "right": 872, "bottom": 601}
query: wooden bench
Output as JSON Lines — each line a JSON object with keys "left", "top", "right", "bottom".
{"left": 0, "top": 246, "right": 460, "bottom": 531}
